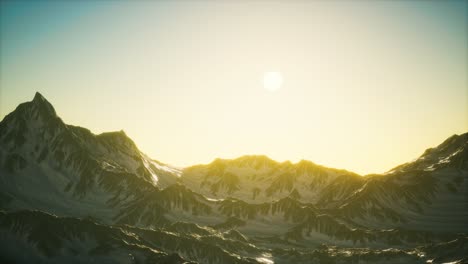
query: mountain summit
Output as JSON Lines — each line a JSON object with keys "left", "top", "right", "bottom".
{"left": 26, "top": 91, "right": 57, "bottom": 118}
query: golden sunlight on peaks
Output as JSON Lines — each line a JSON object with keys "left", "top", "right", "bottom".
{"left": 263, "top": 72, "right": 283, "bottom": 92}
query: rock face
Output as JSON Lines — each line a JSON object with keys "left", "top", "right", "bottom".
{"left": 0, "top": 92, "right": 467, "bottom": 263}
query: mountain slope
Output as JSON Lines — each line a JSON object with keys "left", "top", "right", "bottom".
{"left": 0, "top": 92, "right": 467, "bottom": 263}
{"left": 0, "top": 210, "right": 190, "bottom": 264}
{"left": 181, "top": 134, "right": 468, "bottom": 233}
{"left": 181, "top": 155, "right": 363, "bottom": 204}
{"left": 1, "top": 210, "right": 466, "bottom": 264}
{"left": 0, "top": 92, "right": 180, "bottom": 222}
{"left": 337, "top": 133, "right": 468, "bottom": 232}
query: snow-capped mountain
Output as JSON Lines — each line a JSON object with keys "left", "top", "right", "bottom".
{"left": 182, "top": 134, "right": 468, "bottom": 234}
{"left": 336, "top": 133, "right": 468, "bottom": 232}
{"left": 0, "top": 93, "right": 467, "bottom": 263}
{"left": 0, "top": 92, "right": 180, "bottom": 221}
{"left": 181, "top": 155, "right": 362, "bottom": 204}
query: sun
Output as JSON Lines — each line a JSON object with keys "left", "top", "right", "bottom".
{"left": 263, "top": 72, "right": 283, "bottom": 92}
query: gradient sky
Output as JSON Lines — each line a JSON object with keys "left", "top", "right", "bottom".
{"left": 1, "top": 1, "right": 467, "bottom": 175}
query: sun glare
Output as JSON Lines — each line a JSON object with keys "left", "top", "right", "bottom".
{"left": 263, "top": 72, "right": 283, "bottom": 92}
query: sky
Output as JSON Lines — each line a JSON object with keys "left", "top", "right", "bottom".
{"left": 1, "top": 1, "right": 467, "bottom": 175}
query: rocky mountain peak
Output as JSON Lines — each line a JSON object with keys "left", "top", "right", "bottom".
{"left": 0, "top": 92, "right": 64, "bottom": 148}
{"left": 33, "top": 91, "right": 46, "bottom": 102}
{"left": 30, "top": 91, "right": 57, "bottom": 118}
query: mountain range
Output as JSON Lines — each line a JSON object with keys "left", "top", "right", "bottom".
{"left": 0, "top": 92, "right": 467, "bottom": 263}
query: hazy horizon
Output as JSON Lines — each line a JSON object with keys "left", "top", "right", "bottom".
{"left": 1, "top": 1, "right": 467, "bottom": 174}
